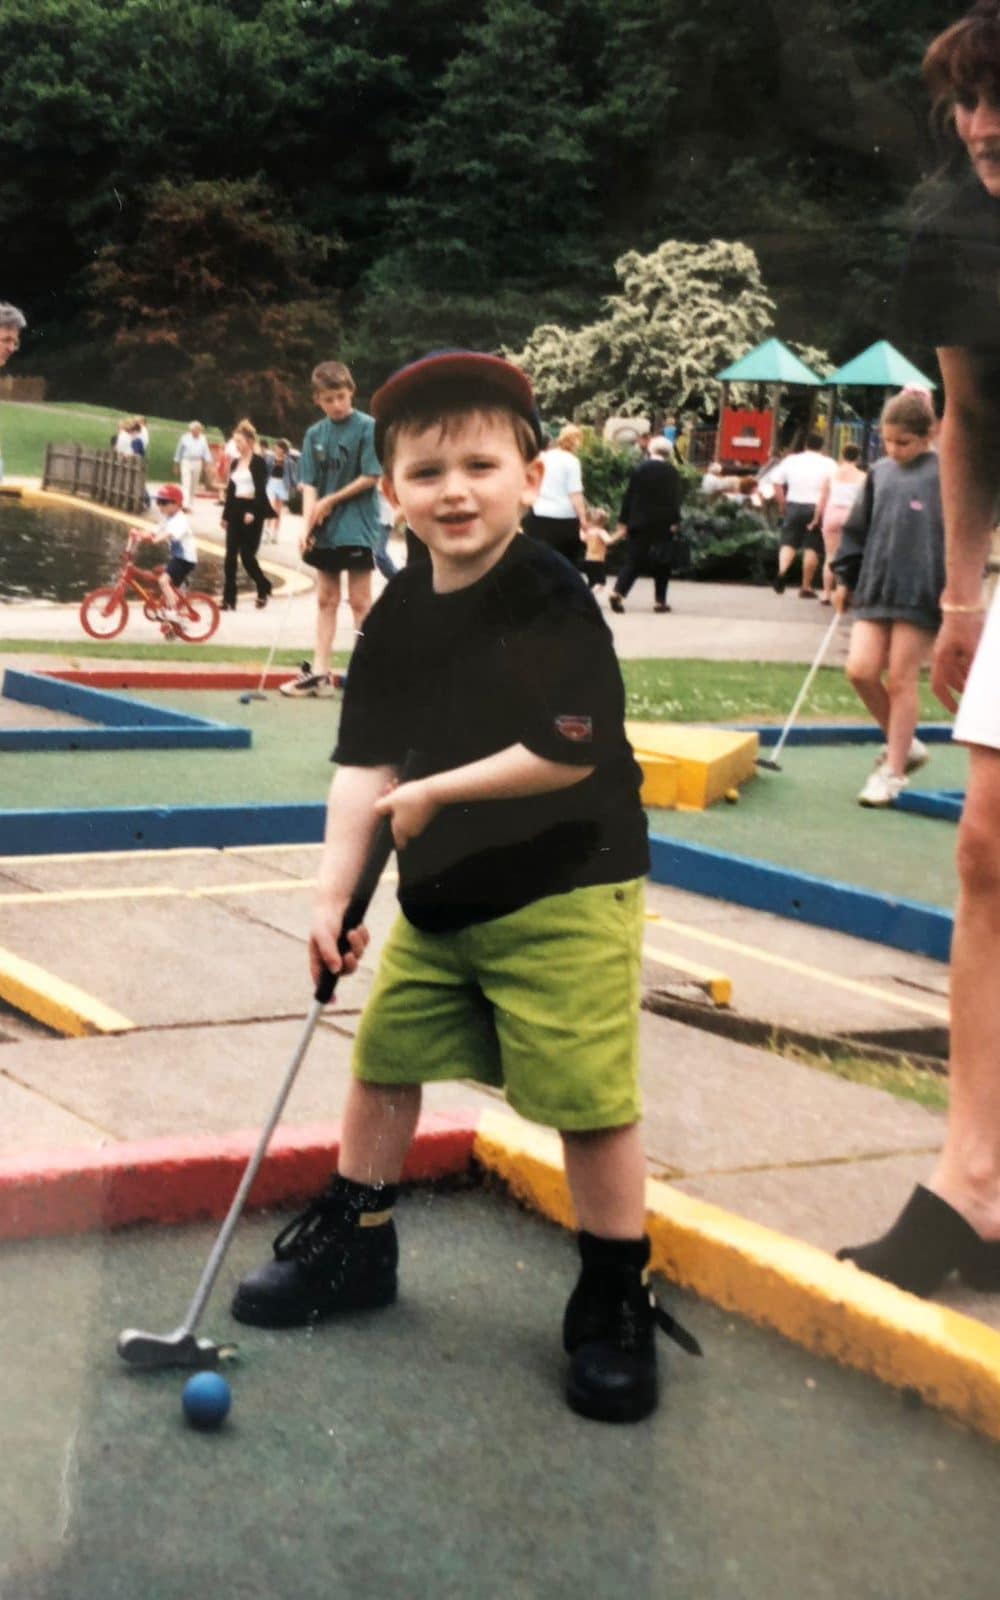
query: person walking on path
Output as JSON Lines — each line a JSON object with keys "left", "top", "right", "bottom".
{"left": 837, "top": 2, "right": 1000, "bottom": 1297}
{"left": 811, "top": 443, "right": 866, "bottom": 604}
{"left": 173, "top": 421, "right": 213, "bottom": 510}
{"left": 220, "top": 419, "right": 273, "bottom": 611}
{"left": 832, "top": 391, "right": 943, "bottom": 808}
{"left": 231, "top": 349, "right": 699, "bottom": 1423}
{"left": 608, "top": 437, "right": 683, "bottom": 614}
{"left": 771, "top": 432, "right": 836, "bottom": 597}
{"left": 522, "top": 423, "right": 587, "bottom": 566}
{"left": 280, "top": 360, "right": 380, "bottom": 698}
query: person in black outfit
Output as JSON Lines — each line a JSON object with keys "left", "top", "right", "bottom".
{"left": 836, "top": 1, "right": 1000, "bottom": 1298}
{"left": 608, "top": 437, "right": 682, "bottom": 614}
{"left": 220, "top": 418, "right": 273, "bottom": 610}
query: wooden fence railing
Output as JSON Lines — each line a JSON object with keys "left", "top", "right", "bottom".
{"left": 42, "top": 443, "right": 147, "bottom": 514}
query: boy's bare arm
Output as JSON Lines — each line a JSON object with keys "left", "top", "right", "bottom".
{"left": 311, "top": 762, "right": 397, "bottom": 982}
{"left": 374, "top": 745, "right": 594, "bottom": 850}
{"left": 313, "top": 474, "right": 380, "bottom": 524}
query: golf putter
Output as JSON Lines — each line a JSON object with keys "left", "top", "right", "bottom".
{"left": 117, "top": 756, "right": 417, "bottom": 1371}
{"left": 239, "top": 583, "right": 298, "bottom": 703}
{"left": 756, "top": 611, "right": 840, "bottom": 772}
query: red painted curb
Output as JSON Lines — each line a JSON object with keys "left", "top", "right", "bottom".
{"left": 0, "top": 1115, "right": 477, "bottom": 1242}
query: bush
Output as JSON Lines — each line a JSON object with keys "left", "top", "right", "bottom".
{"left": 679, "top": 497, "right": 778, "bottom": 585}
{"left": 577, "top": 432, "right": 633, "bottom": 521}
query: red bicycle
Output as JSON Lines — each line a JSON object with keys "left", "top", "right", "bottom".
{"left": 80, "top": 529, "right": 220, "bottom": 642}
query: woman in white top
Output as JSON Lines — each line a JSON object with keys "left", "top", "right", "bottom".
{"left": 522, "top": 423, "right": 587, "bottom": 567}
{"left": 811, "top": 443, "right": 866, "bottom": 605}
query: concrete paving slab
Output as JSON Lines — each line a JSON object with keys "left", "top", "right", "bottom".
{"left": 0, "top": 849, "right": 301, "bottom": 894}
{"left": 644, "top": 879, "right": 950, "bottom": 1037}
{"left": 0, "top": 1071, "right": 106, "bottom": 1154}
{"left": 636, "top": 1013, "right": 942, "bottom": 1177}
{"left": 0, "top": 896, "right": 309, "bottom": 1027}
{"left": 3, "top": 1020, "right": 498, "bottom": 1149}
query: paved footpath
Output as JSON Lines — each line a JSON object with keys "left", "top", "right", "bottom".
{"left": 2, "top": 475, "right": 849, "bottom": 665}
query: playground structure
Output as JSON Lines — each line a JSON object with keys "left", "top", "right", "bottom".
{"left": 702, "top": 337, "right": 937, "bottom": 473}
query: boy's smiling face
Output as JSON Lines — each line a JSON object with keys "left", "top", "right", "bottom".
{"left": 314, "top": 385, "right": 354, "bottom": 422}
{"left": 383, "top": 410, "right": 543, "bottom": 591}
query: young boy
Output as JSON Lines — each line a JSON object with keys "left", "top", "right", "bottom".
{"left": 281, "top": 361, "right": 381, "bottom": 697}
{"left": 233, "top": 351, "right": 699, "bottom": 1422}
{"left": 138, "top": 483, "right": 197, "bottom": 633}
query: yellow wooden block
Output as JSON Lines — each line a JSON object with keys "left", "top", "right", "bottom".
{"left": 637, "top": 753, "right": 679, "bottom": 809}
{"left": 627, "top": 722, "right": 759, "bottom": 809}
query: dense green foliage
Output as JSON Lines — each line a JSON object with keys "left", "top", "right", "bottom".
{"left": 0, "top": 0, "right": 958, "bottom": 432}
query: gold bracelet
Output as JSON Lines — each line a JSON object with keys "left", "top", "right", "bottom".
{"left": 940, "top": 601, "right": 986, "bottom": 614}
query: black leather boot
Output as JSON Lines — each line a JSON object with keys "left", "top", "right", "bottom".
{"left": 563, "top": 1232, "right": 701, "bottom": 1423}
{"left": 231, "top": 1174, "right": 398, "bottom": 1328}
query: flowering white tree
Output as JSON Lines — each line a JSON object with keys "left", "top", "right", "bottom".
{"left": 508, "top": 238, "right": 813, "bottom": 422}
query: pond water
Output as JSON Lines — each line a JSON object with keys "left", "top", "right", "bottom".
{"left": 0, "top": 499, "right": 227, "bottom": 603}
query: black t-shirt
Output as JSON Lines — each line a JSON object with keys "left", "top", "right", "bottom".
{"left": 896, "top": 176, "right": 1000, "bottom": 395}
{"left": 333, "top": 535, "right": 649, "bottom": 932}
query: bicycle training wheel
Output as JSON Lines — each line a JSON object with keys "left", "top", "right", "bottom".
{"left": 80, "top": 588, "right": 128, "bottom": 640}
{"left": 175, "top": 591, "right": 221, "bottom": 642}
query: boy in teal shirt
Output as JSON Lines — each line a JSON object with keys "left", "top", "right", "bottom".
{"left": 281, "top": 360, "right": 382, "bottom": 697}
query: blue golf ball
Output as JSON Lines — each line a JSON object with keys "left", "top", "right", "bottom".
{"left": 182, "top": 1371, "right": 232, "bottom": 1430}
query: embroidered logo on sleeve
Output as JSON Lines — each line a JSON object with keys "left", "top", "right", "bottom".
{"left": 555, "top": 714, "right": 593, "bottom": 743}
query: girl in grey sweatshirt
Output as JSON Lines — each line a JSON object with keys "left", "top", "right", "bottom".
{"left": 832, "top": 391, "right": 945, "bottom": 807}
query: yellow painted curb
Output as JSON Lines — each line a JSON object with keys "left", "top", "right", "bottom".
{"left": 473, "top": 1109, "right": 1000, "bottom": 1442}
{"left": 0, "top": 944, "right": 135, "bottom": 1037}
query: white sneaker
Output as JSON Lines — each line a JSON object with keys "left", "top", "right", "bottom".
{"left": 873, "top": 738, "right": 929, "bottom": 775}
{"left": 279, "top": 662, "right": 336, "bottom": 698}
{"left": 858, "top": 769, "right": 909, "bottom": 807}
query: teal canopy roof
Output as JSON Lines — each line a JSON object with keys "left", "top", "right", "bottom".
{"left": 715, "top": 337, "right": 822, "bottom": 386}
{"left": 827, "top": 341, "right": 936, "bottom": 389}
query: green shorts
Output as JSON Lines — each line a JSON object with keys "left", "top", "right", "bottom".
{"left": 353, "top": 880, "right": 644, "bottom": 1132}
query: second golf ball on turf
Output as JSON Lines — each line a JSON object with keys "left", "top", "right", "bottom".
{"left": 182, "top": 1371, "right": 232, "bottom": 1429}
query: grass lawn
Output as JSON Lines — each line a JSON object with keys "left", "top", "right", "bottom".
{"left": 0, "top": 400, "right": 225, "bottom": 484}
{"left": 2, "top": 640, "right": 953, "bottom": 727}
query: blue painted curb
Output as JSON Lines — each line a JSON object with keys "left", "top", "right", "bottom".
{"left": 731, "top": 721, "right": 954, "bottom": 749}
{"left": 0, "top": 803, "right": 326, "bottom": 855}
{"left": 1, "top": 669, "right": 251, "bottom": 752}
{"left": 647, "top": 832, "right": 953, "bottom": 962}
{"left": 0, "top": 728, "right": 250, "bottom": 753}
{"left": 894, "top": 789, "right": 965, "bottom": 823}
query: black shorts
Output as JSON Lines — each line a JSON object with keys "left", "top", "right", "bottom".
{"left": 781, "top": 503, "right": 823, "bottom": 557}
{"left": 166, "top": 557, "right": 196, "bottom": 586}
{"left": 303, "top": 544, "right": 375, "bottom": 575}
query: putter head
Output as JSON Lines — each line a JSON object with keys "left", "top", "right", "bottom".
{"left": 117, "top": 1326, "right": 238, "bottom": 1371}
{"left": 755, "top": 757, "right": 781, "bottom": 771}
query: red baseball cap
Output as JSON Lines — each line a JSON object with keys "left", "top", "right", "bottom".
{"left": 370, "top": 350, "right": 543, "bottom": 458}
{"left": 154, "top": 483, "right": 184, "bottom": 507}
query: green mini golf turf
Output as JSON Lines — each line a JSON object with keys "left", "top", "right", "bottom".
{"left": 3, "top": 1185, "right": 999, "bottom": 1600}
{"left": 0, "top": 689, "right": 964, "bottom": 909}
{"left": 647, "top": 741, "right": 966, "bottom": 910}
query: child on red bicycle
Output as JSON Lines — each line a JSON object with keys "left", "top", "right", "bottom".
{"left": 137, "top": 484, "right": 198, "bottom": 632}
